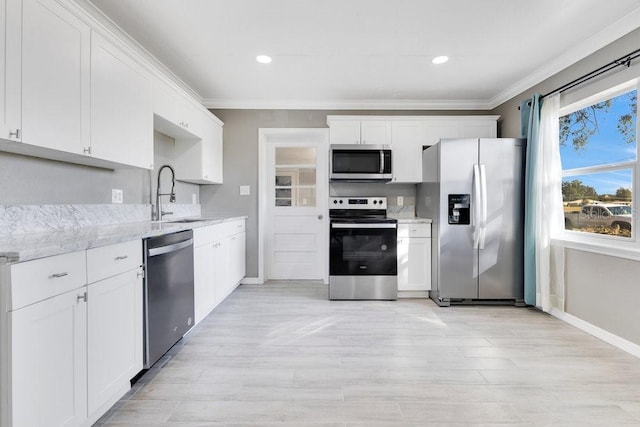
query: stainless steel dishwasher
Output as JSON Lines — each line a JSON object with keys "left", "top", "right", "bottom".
{"left": 143, "top": 229, "right": 194, "bottom": 368}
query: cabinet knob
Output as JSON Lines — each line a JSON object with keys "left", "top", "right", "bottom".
{"left": 318, "top": 214, "right": 323, "bottom": 220}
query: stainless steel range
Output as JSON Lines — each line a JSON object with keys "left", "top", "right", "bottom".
{"left": 329, "top": 197, "right": 397, "bottom": 300}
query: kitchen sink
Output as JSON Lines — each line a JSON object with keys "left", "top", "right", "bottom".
{"left": 164, "top": 218, "right": 218, "bottom": 224}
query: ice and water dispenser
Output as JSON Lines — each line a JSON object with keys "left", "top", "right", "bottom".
{"left": 448, "top": 194, "right": 470, "bottom": 224}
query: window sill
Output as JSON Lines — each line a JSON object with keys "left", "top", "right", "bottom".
{"left": 553, "top": 236, "right": 640, "bottom": 262}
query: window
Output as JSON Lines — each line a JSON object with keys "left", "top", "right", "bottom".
{"left": 560, "top": 84, "right": 637, "bottom": 240}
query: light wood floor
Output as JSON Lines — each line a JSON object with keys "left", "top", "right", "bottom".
{"left": 97, "top": 282, "right": 640, "bottom": 426}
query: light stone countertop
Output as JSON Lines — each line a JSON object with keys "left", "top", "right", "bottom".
{"left": 0, "top": 216, "right": 247, "bottom": 264}
{"left": 396, "top": 217, "right": 432, "bottom": 224}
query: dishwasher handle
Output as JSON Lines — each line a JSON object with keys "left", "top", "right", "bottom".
{"left": 147, "top": 238, "right": 193, "bottom": 257}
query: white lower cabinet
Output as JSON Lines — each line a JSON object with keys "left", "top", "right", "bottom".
{"left": 397, "top": 223, "right": 432, "bottom": 293}
{"left": 86, "top": 240, "right": 143, "bottom": 422}
{"left": 10, "top": 286, "right": 88, "bottom": 427}
{"left": 193, "top": 219, "right": 246, "bottom": 326}
{"left": 1, "top": 240, "right": 143, "bottom": 427}
{"left": 4, "top": 250, "right": 88, "bottom": 427}
{"left": 194, "top": 227, "right": 216, "bottom": 325}
{"left": 87, "top": 267, "right": 143, "bottom": 422}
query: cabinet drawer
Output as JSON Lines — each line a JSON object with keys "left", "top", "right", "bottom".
{"left": 193, "top": 225, "right": 215, "bottom": 247}
{"left": 87, "top": 240, "right": 142, "bottom": 284}
{"left": 214, "top": 219, "right": 246, "bottom": 239}
{"left": 10, "top": 251, "right": 87, "bottom": 310}
{"left": 397, "top": 223, "right": 431, "bottom": 238}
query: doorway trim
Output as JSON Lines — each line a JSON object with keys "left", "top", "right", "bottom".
{"left": 258, "top": 128, "right": 330, "bottom": 284}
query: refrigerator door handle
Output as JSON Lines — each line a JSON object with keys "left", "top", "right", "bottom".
{"left": 479, "top": 164, "right": 488, "bottom": 249}
{"left": 472, "top": 164, "right": 482, "bottom": 249}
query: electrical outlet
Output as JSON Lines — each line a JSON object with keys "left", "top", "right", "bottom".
{"left": 397, "top": 196, "right": 404, "bottom": 206}
{"left": 112, "top": 189, "right": 123, "bottom": 204}
{"left": 192, "top": 193, "right": 197, "bottom": 204}
{"left": 240, "top": 185, "right": 250, "bottom": 196}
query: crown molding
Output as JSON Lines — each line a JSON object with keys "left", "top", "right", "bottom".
{"left": 201, "top": 98, "right": 494, "bottom": 111}
{"left": 488, "top": 5, "right": 640, "bottom": 109}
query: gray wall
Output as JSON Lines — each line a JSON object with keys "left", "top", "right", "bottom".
{"left": 201, "top": 109, "right": 488, "bottom": 278}
{"left": 0, "top": 131, "right": 199, "bottom": 206}
{"left": 492, "top": 27, "right": 640, "bottom": 346}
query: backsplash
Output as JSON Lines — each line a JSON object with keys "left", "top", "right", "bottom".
{"left": 0, "top": 204, "right": 200, "bottom": 236}
{"left": 387, "top": 205, "right": 416, "bottom": 219}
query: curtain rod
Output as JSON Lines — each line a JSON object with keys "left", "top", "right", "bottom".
{"left": 540, "top": 47, "right": 640, "bottom": 100}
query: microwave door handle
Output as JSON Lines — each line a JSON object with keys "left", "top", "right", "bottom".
{"left": 380, "top": 150, "right": 384, "bottom": 173}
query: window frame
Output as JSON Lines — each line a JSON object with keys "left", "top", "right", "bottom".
{"left": 558, "top": 79, "right": 639, "bottom": 255}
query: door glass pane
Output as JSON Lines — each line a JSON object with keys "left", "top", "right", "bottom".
{"left": 275, "top": 147, "right": 317, "bottom": 207}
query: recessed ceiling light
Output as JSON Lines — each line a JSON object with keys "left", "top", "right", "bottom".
{"left": 432, "top": 56, "right": 449, "bottom": 65}
{"left": 256, "top": 55, "right": 272, "bottom": 64}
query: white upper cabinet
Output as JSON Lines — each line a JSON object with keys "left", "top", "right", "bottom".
{"left": 1, "top": 0, "right": 21, "bottom": 141}
{"left": 327, "top": 119, "right": 360, "bottom": 144}
{"left": 391, "top": 121, "right": 423, "bottom": 183}
{"left": 360, "top": 120, "right": 392, "bottom": 145}
{"left": 329, "top": 116, "right": 499, "bottom": 183}
{"left": 328, "top": 118, "right": 391, "bottom": 145}
{"left": 152, "top": 78, "right": 205, "bottom": 140}
{"left": 174, "top": 111, "right": 224, "bottom": 184}
{"left": 90, "top": 32, "right": 153, "bottom": 169}
{"left": 4, "top": 0, "right": 90, "bottom": 154}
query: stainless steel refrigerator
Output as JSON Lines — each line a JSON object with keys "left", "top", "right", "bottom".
{"left": 416, "top": 138, "right": 525, "bottom": 306}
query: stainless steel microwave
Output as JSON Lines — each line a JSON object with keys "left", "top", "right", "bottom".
{"left": 329, "top": 144, "right": 392, "bottom": 182}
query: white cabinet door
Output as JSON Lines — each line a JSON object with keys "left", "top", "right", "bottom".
{"left": 87, "top": 268, "right": 142, "bottom": 418}
{"left": 391, "top": 121, "right": 423, "bottom": 183}
{"left": 194, "top": 242, "right": 215, "bottom": 324}
{"left": 1, "top": 0, "right": 21, "bottom": 141}
{"left": 91, "top": 33, "right": 153, "bottom": 169}
{"left": 202, "top": 118, "right": 224, "bottom": 183}
{"left": 329, "top": 120, "right": 360, "bottom": 145}
{"left": 174, "top": 113, "right": 224, "bottom": 184}
{"left": 422, "top": 123, "right": 460, "bottom": 146}
{"left": 360, "top": 120, "right": 391, "bottom": 145}
{"left": 397, "top": 237, "right": 431, "bottom": 291}
{"left": 20, "top": 0, "right": 90, "bottom": 153}
{"left": 213, "top": 238, "right": 230, "bottom": 303}
{"left": 228, "top": 231, "right": 246, "bottom": 287}
{"left": 11, "top": 287, "right": 88, "bottom": 427}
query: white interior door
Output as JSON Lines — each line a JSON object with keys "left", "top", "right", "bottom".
{"left": 262, "top": 130, "right": 328, "bottom": 281}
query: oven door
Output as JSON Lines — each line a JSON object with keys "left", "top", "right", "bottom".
{"left": 330, "top": 222, "right": 397, "bottom": 276}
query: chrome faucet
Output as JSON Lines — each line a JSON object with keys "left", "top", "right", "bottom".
{"left": 155, "top": 165, "right": 176, "bottom": 221}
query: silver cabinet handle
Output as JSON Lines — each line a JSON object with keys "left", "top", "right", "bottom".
{"left": 115, "top": 255, "right": 128, "bottom": 261}
{"left": 318, "top": 214, "right": 323, "bottom": 220}
{"left": 49, "top": 272, "right": 68, "bottom": 279}
{"left": 77, "top": 292, "right": 87, "bottom": 303}
{"left": 9, "top": 129, "right": 21, "bottom": 139}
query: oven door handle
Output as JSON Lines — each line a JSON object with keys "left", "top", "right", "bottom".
{"left": 331, "top": 223, "right": 397, "bottom": 229}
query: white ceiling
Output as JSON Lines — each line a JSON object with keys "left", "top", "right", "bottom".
{"left": 88, "top": 0, "right": 640, "bottom": 110}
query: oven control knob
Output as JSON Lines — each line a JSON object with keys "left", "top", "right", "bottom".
{"left": 333, "top": 200, "right": 337, "bottom": 204}
{"left": 379, "top": 199, "right": 384, "bottom": 205}
{"left": 381, "top": 244, "right": 388, "bottom": 251}
{"left": 339, "top": 200, "right": 343, "bottom": 204}
{"left": 373, "top": 200, "right": 377, "bottom": 204}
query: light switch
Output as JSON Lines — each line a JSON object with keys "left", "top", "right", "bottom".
{"left": 397, "top": 196, "right": 404, "bottom": 206}
{"left": 112, "top": 189, "right": 123, "bottom": 204}
{"left": 240, "top": 185, "right": 250, "bottom": 196}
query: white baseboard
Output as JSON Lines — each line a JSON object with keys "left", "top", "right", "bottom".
{"left": 398, "top": 290, "right": 429, "bottom": 299}
{"left": 550, "top": 308, "right": 640, "bottom": 359}
{"left": 240, "top": 277, "right": 262, "bottom": 285}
